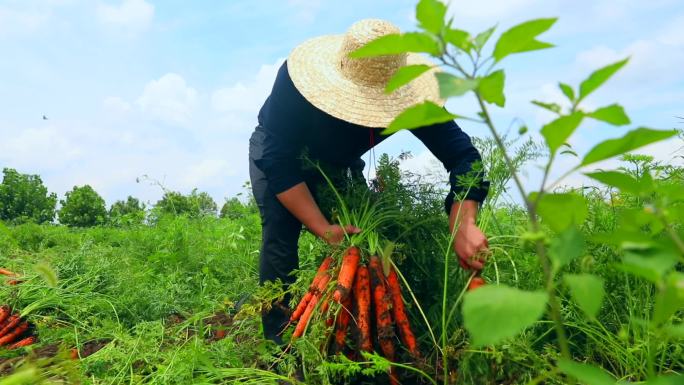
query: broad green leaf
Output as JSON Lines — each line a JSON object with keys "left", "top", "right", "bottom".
{"left": 385, "top": 64, "right": 432, "bottom": 93}
{"left": 540, "top": 112, "right": 585, "bottom": 154}
{"left": 436, "top": 73, "right": 480, "bottom": 98}
{"left": 559, "top": 82, "right": 575, "bottom": 101}
{"left": 587, "top": 104, "right": 631, "bottom": 126}
{"left": 653, "top": 272, "right": 684, "bottom": 325}
{"left": 584, "top": 170, "right": 651, "bottom": 195}
{"left": 564, "top": 273, "right": 605, "bottom": 319}
{"left": 473, "top": 26, "right": 496, "bottom": 52}
{"left": 535, "top": 192, "right": 588, "bottom": 232}
{"left": 558, "top": 359, "right": 616, "bottom": 385}
{"left": 619, "top": 249, "right": 679, "bottom": 283}
{"left": 493, "top": 18, "right": 557, "bottom": 62}
{"left": 350, "top": 32, "right": 441, "bottom": 58}
{"left": 531, "top": 100, "right": 561, "bottom": 114}
{"left": 478, "top": 70, "right": 505, "bottom": 107}
{"left": 444, "top": 28, "right": 471, "bottom": 51}
{"left": 518, "top": 125, "right": 528, "bottom": 135}
{"left": 581, "top": 128, "right": 679, "bottom": 166}
{"left": 549, "top": 226, "right": 585, "bottom": 271}
{"left": 463, "top": 285, "right": 548, "bottom": 346}
{"left": 416, "top": 0, "right": 447, "bottom": 34}
{"left": 383, "top": 101, "right": 456, "bottom": 134}
{"left": 578, "top": 58, "right": 629, "bottom": 101}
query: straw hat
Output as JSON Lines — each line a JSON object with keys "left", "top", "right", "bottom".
{"left": 288, "top": 19, "right": 443, "bottom": 128}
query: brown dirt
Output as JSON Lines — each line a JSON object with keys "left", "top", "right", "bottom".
{"left": 72, "top": 339, "right": 111, "bottom": 359}
{"left": 205, "top": 312, "right": 233, "bottom": 342}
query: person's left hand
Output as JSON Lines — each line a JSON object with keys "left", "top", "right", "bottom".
{"left": 454, "top": 221, "right": 489, "bottom": 271}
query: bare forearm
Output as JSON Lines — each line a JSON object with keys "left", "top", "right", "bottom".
{"left": 276, "top": 182, "right": 329, "bottom": 237}
{"left": 449, "top": 200, "right": 479, "bottom": 233}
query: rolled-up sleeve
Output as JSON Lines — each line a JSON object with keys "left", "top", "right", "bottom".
{"left": 411, "top": 120, "right": 490, "bottom": 213}
{"left": 253, "top": 62, "right": 309, "bottom": 195}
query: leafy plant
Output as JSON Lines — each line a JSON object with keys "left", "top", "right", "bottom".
{"left": 58, "top": 185, "right": 107, "bottom": 227}
{"left": 352, "top": 0, "right": 683, "bottom": 383}
{"left": 0, "top": 168, "right": 57, "bottom": 224}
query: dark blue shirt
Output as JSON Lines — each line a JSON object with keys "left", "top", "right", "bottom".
{"left": 254, "top": 61, "right": 489, "bottom": 211}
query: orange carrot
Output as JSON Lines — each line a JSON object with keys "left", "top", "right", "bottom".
{"left": 468, "top": 277, "right": 486, "bottom": 291}
{"left": 0, "top": 322, "right": 29, "bottom": 345}
{"left": 0, "top": 306, "right": 10, "bottom": 325}
{"left": 291, "top": 257, "right": 334, "bottom": 322}
{"left": 7, "top": 280, "right": 22, "bottom": 285}
{"left": 0, "top": 315, "right": 20, "bottom": 338}
{"left": 353, "top": 265, "right": 372, "bottom": 353}
{"left": 387, "top": 268, "right": 419, "bottom": 357}
{"left": 70, "top": 348, "right": 80, "bottom": 360}
{"left": 0, "top": 268, "right": 16, "bottom": 277}
{"left": 8, "top": 336, "right": 36, "bottom": 349}
{"left": 333, "top": 246, "right": 360, "bottom": 303}
{"left": 292, "top": 274, "right": 331, "bottom": 338}
{"left": 369, "top": 256, "right": 395, "bottom": 360}
{"left": 334, "top": 296, "right": 352, "bottom": 353}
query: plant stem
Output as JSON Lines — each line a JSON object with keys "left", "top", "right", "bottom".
{"left": 475, "top": 92, "right": 573, "bottom": 361}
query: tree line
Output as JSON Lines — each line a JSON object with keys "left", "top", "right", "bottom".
{"left": 0, "top": 168, "right": 253, "bottom": 227}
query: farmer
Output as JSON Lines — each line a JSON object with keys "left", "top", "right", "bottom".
{"left": 249, "top": 19, "right": 489, "bottom": 343}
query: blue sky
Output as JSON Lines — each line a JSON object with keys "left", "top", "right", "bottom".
{"left": 1, "top": 0, "right": 683, "bottom": 208}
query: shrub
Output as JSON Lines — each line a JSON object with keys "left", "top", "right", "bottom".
{"left": 109, "top": 196, "right": 146, "bottom": 226}
{"left": 153, "top": 189, "right": 217, "bottom": 218}
{"left": 0, "top": 168, "right": 57, "bottom": 224}
{"left": 58, "top": 185, "right": 107, "bottom": 227}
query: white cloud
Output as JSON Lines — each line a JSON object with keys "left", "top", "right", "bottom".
{"left": 137, "top": 73, "right": 198, "bottom": 126}
{"left": 212, "top": 59, "right": 282, "bottom": 114}
{"left": 97, "top": 0, "right": 154, "bottom": 30}
{"left": 0, "top": 126, "right": 82, "bottom": 171}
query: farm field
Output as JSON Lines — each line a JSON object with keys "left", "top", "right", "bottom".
{"left": 2, "top": 0, "right": 684, "bottom": 384}
{"left": 0, "top": 149, "right": 683, "bottom": 384}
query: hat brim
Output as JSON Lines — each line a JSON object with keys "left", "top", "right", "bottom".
{"left": 288, "top": 35, "right": 444, "bottom": 128}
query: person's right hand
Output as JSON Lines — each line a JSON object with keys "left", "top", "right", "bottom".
{"left": 319, "top": 224, "right": 361, "bottom": 245}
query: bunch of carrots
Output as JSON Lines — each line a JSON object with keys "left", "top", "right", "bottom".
{"left": 0, "top": 268, "right": 37, "bottom": 350}
{"left": 0, "top": 305, "right": 37, "bottom": 349}
{"left": 289, "top": 246, "right": 419, "bottom": 385}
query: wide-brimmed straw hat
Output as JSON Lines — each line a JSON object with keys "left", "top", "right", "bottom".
{"left": 288, "top": 19, "right": 443, "bottom": 128}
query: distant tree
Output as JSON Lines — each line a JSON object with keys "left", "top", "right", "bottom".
{"left": 220, "top": 197, "right": 249, "bottom": 219}
{"left": 154, "top": 189, "right": 217, "bottom": 218}
{"left": 0, "top": 168, "right": 57, "bottom": 224}
{"left": 58, "top": 185, "right": 107, "bottom": 227}
{"left": 109, "top": 196, "right": 146, "bottom": 226}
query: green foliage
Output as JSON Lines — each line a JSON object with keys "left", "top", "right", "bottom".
{"left": 436, "top": 72, "right": 480, "bottom": 98}
{"left": 492, "top": 18, "right": 557, "bottom": 62}
{"left": 564, "top": 273, "right": 604, "bottom": 320}
{"left": 383, "top": 101, "right": 456, "bottom": 134}
{"left": 0, "top": 168, "right": 57, "bottom": 224}
{"left": 463, "top": 285, "right": 548, "bottom": 346}
{"left": 349, "top": 32, "right": 441, "bottom": 58}
{"left": 587, "top": 104, "right": 631, "bottom": 126}
{"left": 548, "top": 226, "right": 585, "bottom": 271}
{"left": 153, "top": 188, "right": 218, "bottom": 219}
{"left": 578, "top": 58, "right": 629, "bottom": 102}
{"left": 58, "top": 185, "right": 107, "bottom": 227}
{"left": 535, "top": 193, "right": 588, "bottom": 232}
{"left": 220, "top": 197, "right": 254, "bottom": 220}
{"left": 478, "top": 70, "right": 506, "bottom": 107}
{"left": 580, "top": 128, "right": 679, "bottom": 167}
{"left": 385, "top": 64, "right": 432, "bottom": 93}
{"left": 108, "top": 196, "right": 146, "bottom": 226}
{"left": 416, "top": 0, "right": 446, "bottom": 34}
{"left": 540, "top": 112, "right": 584, "bottom": 154}
{"left": 558, "top": 359, "right": 616, "bottom": 385}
